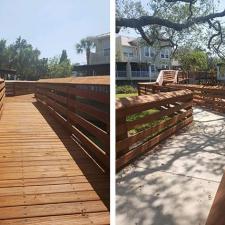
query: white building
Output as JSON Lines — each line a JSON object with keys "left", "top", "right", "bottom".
{"left": 116, "top": 35, "right": 172, "bottom": 81}
{"left": 89, "top": 33, "right": 110, "bottom": 65}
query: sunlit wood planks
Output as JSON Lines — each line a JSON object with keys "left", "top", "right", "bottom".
{"left": 0, "top": 95, "right": 109, "bottom": 225}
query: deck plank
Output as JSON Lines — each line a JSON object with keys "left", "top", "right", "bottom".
{"left": 0, "top": 95, "right": 109, "bottom": 224}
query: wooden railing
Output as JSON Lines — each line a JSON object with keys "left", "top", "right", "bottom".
{"left": 138, "top": 83, "right": 225, "bottom": 113}
{"left": 138, "top": 82, "right": 170, "bottom": 95}
{"left": 35, "top": 81, "right": 110, "bottom": 171}
{"left": 116, "top": 89, "right": 193, "bottom": 171}
{"left": 205, "top": 173, "right": 225, "bottom": 225}
{"left": 5, "top": 81, "right": 36, "bottom": 96}
{"left": 0, "top": 79, "right": 5, "bottom": 117}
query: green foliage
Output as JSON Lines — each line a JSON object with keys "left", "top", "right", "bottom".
{"left": 47, "top": 56, "right": 72, "bottom": 78}
{"left": 116, "top": 85, "right": 137, "bottom": 94}
{"left": 176, "top": 49, "right": 208, "bottom": 71}
{"left": 0, "top": 37, "right": 73, "bottom": 80}
{"left": 116, "top": 0, "right": 223, "bottom": 55}
{"left": 76, "top": 37, "right": 95, "bottom": 65}
{"left": 59, "top": 50, "right": 68, "bottom": 64}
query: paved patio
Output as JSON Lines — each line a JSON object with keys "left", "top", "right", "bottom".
{"left": 116, "top": 107, "right": 225, "bottom": 225}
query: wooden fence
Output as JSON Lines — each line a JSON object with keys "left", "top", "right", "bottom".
{"left": 116, "top": 89, "right": 193, "bottom": 171}
{"left": 138, "top": 83, "right": 225, "bottom": 113}
{"left": 5, "top": 81, "right": 36, "bottom": 96}
{"left": 205, "top": 172, "right": 225, "bottom": 225}
{"left": 35, "top": 81, "right": 110, "bottom": 171}
{"left": 0, "top": 79, "right": 5, "bottom": 117}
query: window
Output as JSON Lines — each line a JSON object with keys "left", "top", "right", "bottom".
{"left": 150, "top": 48, "right": 155, "bottom": 57}
{"left": 144, "top": 47, "right": 150, "bottom": 57}
{"left": 123, "top": 52, "right": 128, "bottom": 57}
{"left": 161, "top": 49, "right": 169, "bottom": 59}
{"left": 103, "top": 48, "right": 110, "bottom": 56}
{"left": 165, "top": 49, "right": 169, "bottom": 58}
{"left": 123, "top": 52, "right": 134, "bottom": 58}
{"left": 129, "top": 52, "right": 134, "bottom": 57}
{"left": 151, "top": 65, "right": 156, "bottom": 73}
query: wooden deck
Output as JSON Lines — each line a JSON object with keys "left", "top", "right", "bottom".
{"left": 0, "top": 94, "right": 109, "bottom": 225}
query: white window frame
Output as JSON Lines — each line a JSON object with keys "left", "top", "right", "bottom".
{"left": 150, "top": 48, "right": 155, "bottom": 57}
{"left": 161, "top": 49, "right": 169, "bottom": 59}
{"left": 123, "top": 52, "right": 128, "bottom": 57}
{"left": 144, "top": 47, "right": 150, "bottom": 57}
{"left": 103, "top": 48, "right": 110, "bottom": 56}
{"left": 151, "top": 64, "right": 156, "bottom": 73}
{"left": 128, "top": 52, "right": 134, "bottom": 58}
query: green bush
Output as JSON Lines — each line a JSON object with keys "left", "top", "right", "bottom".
{"left": 116, "top": 85, "right": 137, "bottom": 94}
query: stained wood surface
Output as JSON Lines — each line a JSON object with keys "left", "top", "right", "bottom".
{"left": 0, "top": 94, "right": 109, "bottom": 224}
{"left": 205, "top": 173, "right": 225, "bottom": 225}
{"left": 36, "top": 82, "right": 110, "bottom": 171}
{"left": 116, "top": 90, "right": 193, "bottom": 171}
{"left": 5, "top": 81, "right": 36, "bottom": 97}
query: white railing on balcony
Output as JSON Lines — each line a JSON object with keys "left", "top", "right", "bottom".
{"left": 131, "top": 71, "right": 149, "bottom": 78}
{"left": 116, "top": 71, "right": 127, "bottom": 78}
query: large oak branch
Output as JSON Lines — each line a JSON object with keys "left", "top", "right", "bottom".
{"left": 116, "top": 10, "right": 225, "bottom": 31}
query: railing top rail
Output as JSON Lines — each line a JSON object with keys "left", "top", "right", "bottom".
{"left": 38, "top": 76, "right": 110, "bottom": 85}
{"left": 5, "top": 80, "right": 36, "bottom": 83}
{"left": 116, "top": 89, "right": 193, "bottom": 111}
{"left": 166, "top": 83, "right": 225, "bottom": 90}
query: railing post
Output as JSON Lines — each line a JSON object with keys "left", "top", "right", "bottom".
{"left": 116, "top": 115, "right": 128, "bottom": 159}
{"left": 138, "top": 84, "right": 141, "bottom": 95}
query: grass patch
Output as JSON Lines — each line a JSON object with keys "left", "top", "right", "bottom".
{"left": 116, "top": 93, "right": 138, "bottom": 98}
{"left": 127, "top": 109, "right": 170, "bottom": 135}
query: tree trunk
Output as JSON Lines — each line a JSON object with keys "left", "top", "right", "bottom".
{"left": 86, "top": 48, "right": 90, "bottom": 65}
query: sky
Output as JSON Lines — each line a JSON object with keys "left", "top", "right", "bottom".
{"left": 0, "top": 0, "right": 109, "bottom": 64}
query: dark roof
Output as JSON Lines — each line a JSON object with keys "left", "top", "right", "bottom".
{"left": 73, "top": 64, "right": 109, "bottom": 70}
{"left": 0, "top": 68, "right": 16, "bottom": 74}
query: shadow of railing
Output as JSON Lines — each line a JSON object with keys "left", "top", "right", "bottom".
{"left": 33, "top": 101, "right": 110, "bottom": 209}
{"left": 116, "top": 107, "right": 225, "bottom": 224}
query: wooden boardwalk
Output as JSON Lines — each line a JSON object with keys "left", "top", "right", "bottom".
{"left": 0, "top": 95, "right": 109, "bottom": 225}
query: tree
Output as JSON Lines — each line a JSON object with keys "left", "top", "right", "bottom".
{"left": 48, "top": 56, "right": 72, "bottom": 78}
{"left": 59, "top": 50, "right": 68, "bottom": 63}
{"left": 176, "top": 49, "right": 208, "bottom": 71}
{"left": 7, "top": 37, "right": 42, "bottom": 80}
{"left": 0, "top": 37, "right": 73, "bottom": 80}
{"left": 76, "top": 38, "right": 95, "bottom": 65}
{"left": 0, "top": 40, "right": 9, "bottom": 68}
{"left": 116, "top": 0, "right": 225, "bottom": 58}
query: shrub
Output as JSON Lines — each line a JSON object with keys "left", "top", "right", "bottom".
{"left": 116, "top": 85, "right": 137, "bottom": 94}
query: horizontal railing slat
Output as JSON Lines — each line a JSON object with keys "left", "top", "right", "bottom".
{"left": 116, "top": 89, "right": 193, "bottom": 171}
{"left": 35, "top": 81, "right": 110, "bottom": 171}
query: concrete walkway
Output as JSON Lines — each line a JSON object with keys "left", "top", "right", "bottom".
{"left": 116, "top": 107, "right": 225, "bottom": 225}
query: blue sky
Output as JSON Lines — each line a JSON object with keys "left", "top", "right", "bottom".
{"left": 0, "top": 0, "right": 109, "bottom": 64}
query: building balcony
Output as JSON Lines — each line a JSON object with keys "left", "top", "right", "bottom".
{"left": 89, "top": 52, "right": 110, "bottom": 65}
{"left": 116, "top": 70, "right": 127, "bottom": 79}
{"left": 131, "top": 70, "right": 150, "bottom": 78}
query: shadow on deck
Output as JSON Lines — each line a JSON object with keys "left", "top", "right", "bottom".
{"left": 33, "top": 101, "right": 110, "bottom": 207}
{"left": 116, "top": 107, "right": 225, "bottom": 225}
{"left": 0, "top": 94, "right": 109, "bottom": 225}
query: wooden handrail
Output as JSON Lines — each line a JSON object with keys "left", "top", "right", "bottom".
{"left": 205, "top": 173, "right": 225, "bottom": 225}
{"left": 116, "top": 90, "right": 193, "bottom": 171}
{"left": 5, "top": 81, "right": 36, "bottom": 96}
{"left": 0, "top": 79, "right": 5, "bottom": 118}
{"left": 35, "top": 81, "right": 110, "bottom": 171}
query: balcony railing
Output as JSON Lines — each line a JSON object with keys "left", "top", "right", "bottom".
{"left": 131, "top": 71, "right": 150, "bottom": 78}
{"left": 116, "top": 71, "right": 127, "bottom": 78}
{"left": 89, "top": 52, "right": 110, "bottom": 64}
